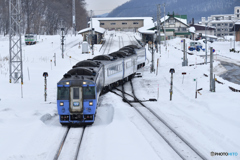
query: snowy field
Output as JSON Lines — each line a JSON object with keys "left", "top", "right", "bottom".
{"left": 0, "top": 32, "right": 240, "bottom": 160}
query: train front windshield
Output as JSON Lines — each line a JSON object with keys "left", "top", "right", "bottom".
{"left": 83, "top": 86, "right": 95, "bottom": 99}
{"left": 57, "top": 87, "right": 69, "bottom": 100}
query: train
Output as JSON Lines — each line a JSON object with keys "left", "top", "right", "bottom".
{"left": 57, "top": 45, "right": 146, "bottom": 126}
{"left": 25, "top": 34, "right": 37, "bottom": 45}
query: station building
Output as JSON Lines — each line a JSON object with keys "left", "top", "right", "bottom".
{"left": 78, "top": 17, "right": 153, "bottom": 44}
{"left": 95, "top": 17, "right": 153, "bottom": 31}
{"left": 138, "top": 14, "right": 190, "bottom": 43}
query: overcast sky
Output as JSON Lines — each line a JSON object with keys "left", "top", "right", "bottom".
{"left": 84, "top": 0, "right": 129, "bottom": 15}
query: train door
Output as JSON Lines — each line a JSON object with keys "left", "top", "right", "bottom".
{"left": 132, "top": 58, "right": 137, "bottom": 73}
{"left": 70, "top": 87, "right": 83, "bottom": 113}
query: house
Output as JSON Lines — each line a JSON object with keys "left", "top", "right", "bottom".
{"left": 78, "top": 27, "right": 105, "bottom": 44}
{"left": 189, "top": 23, "right": 216, "bottom": 40}
{"left": 138, "top": 13, "right": 190, "bottom": 43}
{"left": 78, "top": 18, "right": 105, "bottom": 44}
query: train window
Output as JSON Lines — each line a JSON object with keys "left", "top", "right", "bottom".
{"left": 83, "top": 86, "right": 95, "bottom": 99}
{"left": 133, "top": 22, "right": 138, "bottom": 25}
{"left": 73, "top": 88, "right": 79, "bottom": 99}
{"left": 108, "top": 64, "right": 122, "bottom": 76}
{"left": 126, "top": 61, "right": 132, "bottom": 68}
{"left": 57, "top": 87, "right": 69, "bottom": 100}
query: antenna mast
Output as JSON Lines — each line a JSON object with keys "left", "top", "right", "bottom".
{"left": 9, "top": 0, "right": 23, "bottom": 84}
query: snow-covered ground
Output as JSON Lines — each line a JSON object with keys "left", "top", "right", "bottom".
{"left": 0, "top": 32, "right": 239, "bottom": 160}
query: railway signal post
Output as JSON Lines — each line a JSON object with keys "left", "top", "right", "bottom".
{"left": 43, "top": 72, "right": 48, "bottom": 101}
{"left": 210, "top": 47, "right": 215, "bottom": 92}
{"left": 182, "top": 72, "right": 186, "bottom": 84}
{"left": 169, "top": 68, "right": 175, "bottom": 101}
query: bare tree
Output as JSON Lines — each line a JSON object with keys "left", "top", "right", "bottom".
{"left": 0, "top": 0, "right": 88, "bottom": 35}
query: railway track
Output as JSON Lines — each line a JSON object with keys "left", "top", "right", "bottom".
{"left": 118, "top": 36, "right": 124, "bottom": 49}
{"left": 102, "top": 34, "right": 114, "bottom": 55}
{"left": 128, "top": 35, "right": 139, "bottom": 46}
{"left": 110, "top": 79, "right": 207, "bottom": 160}
{"left": 54, "top": 126, "right": 86, "bottom": 160}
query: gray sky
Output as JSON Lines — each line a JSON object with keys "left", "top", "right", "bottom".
{"left": 85, "top": 0, "right": 129, "bottom": 15}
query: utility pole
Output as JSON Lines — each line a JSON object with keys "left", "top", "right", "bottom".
{"left": 163, "top": 3, "right": 166, "bottom": 46}
{"left": 148, "top": 40, "right": 155, "bottom": 73}
{"left": 182, "top": 39, "right": 188, "bottom": 66}
{"left": 91, "top": 10, "right": 94, "bottom": 55}
{"left": 61, "top": 28, "right": 65, "bottom": 58}
{"left": 9, "top": 0, "right": 23, "bottom": 84}
{"left": 157, "top": 4, "right": 161, "bottom": 55}
{"left": 205, "top": 23, "right": 208, "bottom": 64}
{"left": 72, "top": 0, "right": 76, "bottom": 36}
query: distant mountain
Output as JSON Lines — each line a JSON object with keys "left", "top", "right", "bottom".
{"left": 95, "top": 13, "right": 109, "bottom": 18}
{"left": 107, "top": 0, "right": 240, "bottom": 23}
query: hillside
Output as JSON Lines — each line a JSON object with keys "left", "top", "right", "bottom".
{"left": 107, "top": 0, "right": 240, "bottom": 22}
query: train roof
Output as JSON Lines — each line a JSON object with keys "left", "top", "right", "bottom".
{"left": 93, "top": 55, "right": 114, "bottom": 61}
{"left": 119, "top": 47, "right": 135, "bottom": 54}
{"left": 109, "top": 50, "right": 131, "bottom": 58}
{"left": 72, "top": 60, "right": 102, "bottom": 68}
{"left": 59, "top": 66, "right": 101, "bottom": 84}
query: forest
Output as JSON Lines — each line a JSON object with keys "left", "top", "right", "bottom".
{"left": 0, "top": 0, "right": 88, "bottom": 35}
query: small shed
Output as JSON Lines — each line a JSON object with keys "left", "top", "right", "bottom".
{"left": 78, "top": 27, "right": 105, "bottom": 44}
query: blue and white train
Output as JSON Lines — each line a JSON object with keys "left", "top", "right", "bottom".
{"left": 57, "top": 45, "right": 146, "bottom": 125}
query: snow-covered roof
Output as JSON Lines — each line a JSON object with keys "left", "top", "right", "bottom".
{"left": 192, "top": 24, "right": 215, "bottom": 29}
{"left": 138, "top": 22, "right": 155, "bottom": 34}
{"left": 138, "top": 15, "right": 188, "bottom": 34}
{"left": 235, "top": 21, "right": 240, "bottom": 25}
{"left": 189, "top": 26, "right": 195, "bottom": 33}
{"left": 93, "top": 17, "right": 153, "bottom": 27}
{"left": 201, "top": 34, "right": 217, "bottom": 39}
{"left": 210, "top": 20, "right": 236, "bottom": 23}
{"left": 78, "top": 17, "right": 105, "bottom": 34}
{"left": 160, "top": 15, "right": 188, "bottom": 26}
{"left": 78, "top": 27, "right": 105, "bottom": 34}
{"left": 224, "top": 36, "right": 234, "bottom": 40}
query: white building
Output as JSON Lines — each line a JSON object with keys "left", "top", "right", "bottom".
{"left": 200, "top": 6, "right": 240, "bottom": 37}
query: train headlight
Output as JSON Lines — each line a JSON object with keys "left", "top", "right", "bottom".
{"left": 83, "top": 81, "right": 87, "bottom": 85}
{"left": 89, "top": 101, "right": 93, "bottom": 106}
{"left": 66, "top": 82, "right": 69, "bottom": 85}
{"left": 60, "top": 102, "right": 64, "bottom": 106}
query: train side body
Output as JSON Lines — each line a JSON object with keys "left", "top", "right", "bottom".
{"left": 57, "top": 44, "right": 146, "bottom": 126}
